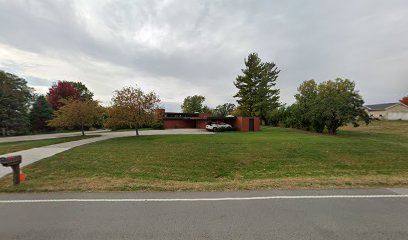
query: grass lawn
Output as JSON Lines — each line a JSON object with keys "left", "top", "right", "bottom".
{"left": 0, "top": 121, "right": 407, "bottom": 192}
{"left": 0, "top": 135, "right": 99, "bottom": 155}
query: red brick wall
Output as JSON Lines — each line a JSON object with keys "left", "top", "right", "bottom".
{"left": 163, "top": 119, "right": 196, "bottom": 129}
{"left": 196, "top": 119, "right": 208, "bottom": 129}
{"left": 233, "top": 117, "right": 260, "bottom": 132}
{"left": 163, "top": 117, "right": 260, "bottom": 131}
{"left": 198, "top": 113, "right": 209, "bottom": 118}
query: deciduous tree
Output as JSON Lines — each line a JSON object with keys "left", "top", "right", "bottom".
{"left": 181, "top": 95, "right": 206, "bottom": 113}
{"left": 213, "top": 103, "right": 236, "bottom": 117}
{"left": 48, "top": 99, "right": 104, "bottom": 136}
{"left": 71, "top": 81, "right": 94, "bottom": 100}
{"left": 105, "top": 86, "right": 160, "bottom": 136}
{"left": 46, "top": 81, "right": 80, "bottom": 110}
{"left": 234, "top": 53, "right": 280, "bottom": 122}
{"left": 286, "top": 78, "right": 369, "bottom": 134}
{"left": 0, "top": 70, "right": 33, "bottom": 135}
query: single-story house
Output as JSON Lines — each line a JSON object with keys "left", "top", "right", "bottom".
{"left": 155, "top": 109, "right": 260, "bottom": 132}
{"left": 364, "top": 102, "right": 408, "bottom": 120}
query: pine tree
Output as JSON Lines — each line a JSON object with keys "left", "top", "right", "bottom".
{"left": 29, "top": 95, "right": 54, "bottom": 132}
{"left": 234, "top": 53, "right": 280, "bottom": 122}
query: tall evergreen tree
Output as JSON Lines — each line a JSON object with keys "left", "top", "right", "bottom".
{"left": 29, "top": 95, "right": 54, "bottom": 132}
{"left": 0, "top": 70, "right": 33, "bottom": 135}
{"left": 234, "top": 53, "right": 280, "bottom": 122}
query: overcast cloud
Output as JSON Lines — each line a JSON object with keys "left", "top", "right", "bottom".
{"left": 0, "top": 0, "right": 407, "bottom": 111}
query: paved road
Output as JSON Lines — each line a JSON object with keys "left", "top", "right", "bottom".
{"left": 0, "top": 188, "right": 407, "bottom": 240}
{"left": 0, "top": 129, "right": 211, "bottom": 178}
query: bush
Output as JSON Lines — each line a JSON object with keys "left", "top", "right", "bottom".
{"left": 266, "top": 107, "right": 287, "bottom": 126}
{"left": 214, "top": 126, "right": 233, "bottom": 132}
{"left": 151, "top": 121, "right": 164, "bottom": 130}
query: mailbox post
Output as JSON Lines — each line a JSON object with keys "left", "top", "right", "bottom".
{"left": 0, "top": 155, "right": 22, "bottom": 185}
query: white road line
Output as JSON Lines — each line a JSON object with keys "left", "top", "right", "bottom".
{"left": 1, "top": 195, "right": 408, "bottom": 203}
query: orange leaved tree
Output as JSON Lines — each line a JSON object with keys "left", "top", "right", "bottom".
{"left": 48, "top": 99, "right": 104, "bottom": 135}
{"left": 105, "top": 86, "right": 160, "bottom": 136}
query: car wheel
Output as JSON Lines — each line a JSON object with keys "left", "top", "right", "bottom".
{"left": 212, "top": 127, "right": 217, "bottom": 132}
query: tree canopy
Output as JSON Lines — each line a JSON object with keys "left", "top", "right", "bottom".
{"left": 234, "top": 53, "right": 280, "bottom": 121}
{"left": 213, "top": 103, "right": 236, "bottom": 117}
{"left": 105, "top": 86, "right": 160, "bottom": 136}
{"left": 287, "top": 78, "right": 369, "bottom": 134}
{"left": 0, "top": 70, "right": 33, "bottom": 135}
{"left": 400, "top": 96, "right": 408, "bottom": 105}
{"left": 48, "top": 99, "right": 104, "bottom": 135}
{"left": 71, "top": 81, "right": 94, "bottom": 100}
{"left": 46, "top": 81, "right": 94, "bottom": 110}
{"left": 29, "top": 95, "right": 54, "bottom": 132}
{"left": 181, "top": 95, "right": 208, "bottom": 113}
{"left": 46, "top": 81, "right": 80, "bottom": 110}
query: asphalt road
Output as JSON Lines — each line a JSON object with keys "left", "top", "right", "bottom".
{"left": 1, "top": 188, "right": 408, "bottom": 240}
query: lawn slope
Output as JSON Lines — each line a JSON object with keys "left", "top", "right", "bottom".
{"left": 0, "top": 135, "right": 99, "bottom": 155}
{"left": 0, "top": 121, "right": 407, "bottom": 192}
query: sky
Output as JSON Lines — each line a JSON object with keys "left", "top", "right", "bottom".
{"left": 0, "top": 0, "right": 407, "bottom": 111}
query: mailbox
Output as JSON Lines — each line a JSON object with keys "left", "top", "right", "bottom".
{"left": 0, "top": 155, "right": 22, "bottom": 185}
{"left": 0, "top": 155, "right": 22, "bottom": 167}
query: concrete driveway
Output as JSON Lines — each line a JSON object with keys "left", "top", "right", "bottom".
{"left": 0, "top": 129, "right": 210, "bottom": 143}
{"left": 0, "top": 129, "right": 211, "bottom": 178}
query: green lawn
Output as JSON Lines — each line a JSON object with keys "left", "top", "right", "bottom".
{"left": 0, "top": 135, "right": 99, "bottom": 155}
{"left": 0, "top": 121, "right": 407, "bottom": 192}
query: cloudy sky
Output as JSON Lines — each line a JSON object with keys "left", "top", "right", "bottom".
{"left": 0, "top": 0, "right": 407, "bottom": 111}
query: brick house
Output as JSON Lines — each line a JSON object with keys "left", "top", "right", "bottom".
{"left": 155, "top": 109, "right": 260, "bottom": 132}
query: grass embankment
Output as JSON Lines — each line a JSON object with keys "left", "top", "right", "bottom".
{"left": 0, "top": 135, "right": 99, "bottom": 155}
{"left": 0, "top": 121, "right": 407, "bottom": 192}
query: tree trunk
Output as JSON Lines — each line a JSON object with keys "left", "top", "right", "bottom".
{"left": 81, "top": 124, "right": 85, "bottom": 136}
{"left": 328, "top": 127, "right": 337, "bottom": 135}
{"left": 135, "top": 127, "right": 139, "bottom": 136}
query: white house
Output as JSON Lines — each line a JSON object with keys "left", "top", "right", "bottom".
{"left": 365, "top": 102, "right": 408, "bottom": 120}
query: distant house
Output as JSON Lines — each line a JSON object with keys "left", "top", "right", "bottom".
{"left": 364, "top": 102, "right": 408, "bottom": 120}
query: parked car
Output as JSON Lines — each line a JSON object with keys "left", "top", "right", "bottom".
{"left": 205, "top": 122, "right": 232, "bottom": 132}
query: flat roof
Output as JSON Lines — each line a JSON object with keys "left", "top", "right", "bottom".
{"left": 163, "top": 117, "right": 236, "bottom": 120}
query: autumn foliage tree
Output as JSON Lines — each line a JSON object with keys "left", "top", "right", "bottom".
{"left": 400, "top": 96, "right": 408, "bottom": 105}
{"left": 105, "top": 86, "right": 160, "bottom": 136}
{"left": 48, "top": 99, "right": 104, "bottom": 135}
{"left": 46, "top": 81, "right": 80, "bottom": 110}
